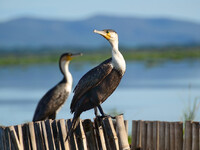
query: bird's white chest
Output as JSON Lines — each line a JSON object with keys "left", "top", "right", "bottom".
{"left": 111, "top": 51, "right": 126, "bottom": 75}
{"left": 65, "top": 73, "right": 73, "bottom": 93}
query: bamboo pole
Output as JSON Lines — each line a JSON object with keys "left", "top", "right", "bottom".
{"left": 131, "top": 120, "right": 137, "bottom": 150}
{"left": 116, "top": 115, "right": 130, "bottom": 150}
{"left": 169, "top": 122, "right": 175, "bottom": 150}
{"left": 153, "top": 121, "right": 159, "bottom": 150}
{"left": 185, "top": 121, "right": 192, "bottom": 150}
{"left": 146, "top": 121, "right": 153, "bottom": 150}
{"left": 165, "top": 122, "right": 170, "bottom": 150}
{"left": 159, "top": 122, "right": 165, "bottom": 150}
{"left": 82, "top": 119, "right": 98, "bottom": 150}
{"left": 102, "top": 117, "right": 119, "bottom": 150}
{"left": 192, "top": 122, "right": 199, "bottom": 150}
{"left": 66, "top": 119, "right": 78, "bottom": 150}
{"left": 45, "top": 119, "right": 56, "bottom": 150}
{"left": 57, "top": 119, "right": 70, "bottom": 150}
{"left": 94, "top": 118, "right": 107, "bottom": 150}
{"left": 8, "top": 126, "right": 22, "bottom": 150}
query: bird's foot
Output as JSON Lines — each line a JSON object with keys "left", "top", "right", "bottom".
{"left": 100, "top": 114, "right": 116, "bottom": 119}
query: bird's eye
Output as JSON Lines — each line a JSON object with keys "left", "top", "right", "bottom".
{"left": 106, "top": 30, "right": 109, "bottom": 34}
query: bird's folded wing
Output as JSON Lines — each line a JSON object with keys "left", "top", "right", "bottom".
{"left": 70, "top": 58, "right": 112, "bottom": 111}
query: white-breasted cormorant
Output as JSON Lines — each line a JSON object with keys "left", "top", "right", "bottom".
{"left": 67, "top": 29, "right": 126, "bottom": 138}
{"left": 33, "top": 52, "right": 82, "bottom": 121}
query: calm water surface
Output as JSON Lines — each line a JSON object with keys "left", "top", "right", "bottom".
{"left": 0, "top": 60, "right": 200, "bottom": 127}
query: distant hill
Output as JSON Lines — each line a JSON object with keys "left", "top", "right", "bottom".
{"left": 0, "top": 15, "right": 200, "bottom": 48}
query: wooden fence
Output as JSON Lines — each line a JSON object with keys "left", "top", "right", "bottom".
{"left": 0, "top": 115, "right": 199, "bottom": 150}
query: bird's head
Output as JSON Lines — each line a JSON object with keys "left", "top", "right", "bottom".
{"left": 59, "top": 52, "right": 82, "bottom": 75}
{"left": 94, "top": 29, "right": 118, "bottom": 46}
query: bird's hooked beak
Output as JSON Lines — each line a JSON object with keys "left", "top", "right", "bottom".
{"left": 67, "top": 53, "right": 82, "bottom": 61}
{"left": 94, "top": 29, "right": 111, "bottom": 40}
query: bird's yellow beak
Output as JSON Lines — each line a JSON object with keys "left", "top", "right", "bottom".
{"left": 94, "top": 29, "right": 111, "bottom": 40}
{"left": 66, "top": 53, "right": 82, "bottom": 61}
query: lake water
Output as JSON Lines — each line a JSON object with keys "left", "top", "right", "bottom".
{"left": 0, "top": 60, "right": 200, "bottom": 128}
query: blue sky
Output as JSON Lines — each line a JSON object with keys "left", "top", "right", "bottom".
{"left": 0, "top": 0, "right": 200, "bottom": 23}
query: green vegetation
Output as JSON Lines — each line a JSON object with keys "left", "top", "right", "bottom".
{"left": 0, "top": 45, "right": 200, "bottom": 66}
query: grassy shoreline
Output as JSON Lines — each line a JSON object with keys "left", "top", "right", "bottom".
{"left": 0, "top": 46, "right": 200, "bottom": 66}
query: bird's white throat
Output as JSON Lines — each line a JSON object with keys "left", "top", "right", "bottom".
{"left": 61, "top": 61, "right": 73, "bottom": 93}
{"left": 111, "top": 40, "right": 126, "bottom": 74}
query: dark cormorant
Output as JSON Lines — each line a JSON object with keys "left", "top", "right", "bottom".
{"left": 33, "top": 52, "right": 82, "bottom": 121}
{"left": 67, "top": 29, "right": 126, "bottom": 138}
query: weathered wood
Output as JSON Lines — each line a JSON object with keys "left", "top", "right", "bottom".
{"left": 52, "top": 120, "right": 61, "bottom": 150}
{"left": 175, "top": 122, "right": 183, "bottom": 150}
{"left": 45, "top": 119, "right": 56, "bottom": 150}
{"left": 82, "top": 119, "right": 98, "bottom": 150}
{"left": 146, "top": 121, "right": 153, "bottom": 150}
{"left": 192, "top": 122, "right": 199, "bottom": 150}
{"left": 102, "top": 117, "right": 119, "bottom": 150}
{"left": 153, "top": 121, "right": 159, "bottom": 150}
{"left": 8, "top": 126, "right": 21, "bottom": 150}
{"left": 74, "top": 120, "right": 88, "bottom": 150}
{"left": 159, "top": 122, "right": 165, "bottom": 150}
{"left": 94, "top": 118, "right": 107, "bottom": 150}
{"left": 5, "top": 127, "right": 12, "bottom": 150}
{"left": 116, "top": 115, "right": 130, "bottom": 150}
{"left": 22, "top": 124, "right": 31, "bottom": 150}
{"left": 131, "top": 120, "right": 137, "bottom": 150}
{"left": 28, "top": 122, "right": 37, "bottom": 150}
{"left": 165, "top": 122, "right": 170, "bottom": 150}
{"left": 0, "top": 127, "right": 5, "bottom": 150}
{"left": 124, "top": 120, "right": 128, "bottom": 137}
{"left": 185, "top": 121, "right": 192, "bottom": 150}
{"left": 41, "top": 121, "right": 49, "bottom": 150}
{"left": 67, "top": 119, "right": 78, "bottom": 150}
{"left": 169, "top": 122, "right": 175, "bottom": 150}
{"left": 136, "top": 120, "right": 141, "bottom": 148}
{"left": 34, "top": 121, "right": 45, "bottom": 150}
{"left": 141, "top": 121, "right": 147, "bottom": 150}
{"left": 57, "top": 119, "right": 69, "bottom": 150}
{"left": 14, "top": 125, "right": 24, "bottom": 149}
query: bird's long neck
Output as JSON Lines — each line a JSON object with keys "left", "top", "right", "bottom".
{"left": 111, "top": 40, "right": 126, "bottom": 74}
{"left": 61, "top": 61, "right": 73, "bottom": 92}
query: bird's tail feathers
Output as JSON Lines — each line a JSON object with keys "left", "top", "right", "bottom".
{"left": 66, "top": 113, "right": 80, "bottom": 141}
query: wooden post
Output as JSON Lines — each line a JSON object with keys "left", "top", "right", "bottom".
{"left": 136, "top": 120, "right": 142, "bottom": 148}
{"left": 169, "top": 122, "right": 175, "bottom": 150}
{"left": 82, "top": 119, "right": 98, "bottom": 150}
{"left": 57, "top": 119, "right": 70, "bottom": 150}
{"left": 41, "top": 121, "right": 49, "bottom": 150}
{"left": 66, "top": 119, "right": 78, "bottom": 150}
{"left": 52, "top": 120, "right": 61, "bottom": 150}
{"left": 185, "top": 121, "right": 192, "bottom": 150}
{"left": 116, "top": 115, "right": 130, "bottom": 150}
{"left": 192, "top": 122, "right": 199, "bottom": 150}
{"left": 45, "top": 119, "right": 56, "bottom": 150}
{"left": 0, "top": 127, "right": 5, "bottom": 150}
{"left": 131, "top": 120, "right": 137, "bottom": 150}
{"left": 28, "top": 122, "right": 37, "bottom": 150}
{"left": 22, "top": 123, "right": 31, "bottom": 150}
{"left": 165, "top": 122, "right": 170, "bottom": 150}
{"left": 102, "top": 117, "right": 119, "bottom": 150}
{"left": 175, "top": 122, "right": 183, "bottom": 150}
{"left": 124, "top": 120, "right": 128, "bottom": 137}
{"left": 146, "top": 121, "right": 153, "bottom": 150}
{"left": 8, "top": 126, "right": 22, "bottom": 150}
{"left": 153, "top": 121, "right": 159, "bottom": 150}
{"left": 159, "top": 122, "right": 165, "bottom": 150}
{"left": 34, "top": 121, "right": 46, "bottom": 150}
{"left": 94, "top": 118, "right": 107, "bottom": 150}
{"left": 14, "top": 125, "right": 24, "bottom": 149}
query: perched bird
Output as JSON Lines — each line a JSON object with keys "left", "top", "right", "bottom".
{"left": 33, "top": 52, "right": 82, "bottom": 121}
{"left": 67, "top": 29, "right": 126, "bottom": 138}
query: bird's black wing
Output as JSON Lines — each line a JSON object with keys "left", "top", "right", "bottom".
{"left": 33, "top": 83, "right": 69, "bottom": 121}
{"left": 70, "top": 58, "right": 112, "bottom": 112}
